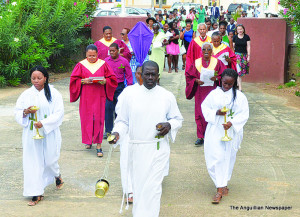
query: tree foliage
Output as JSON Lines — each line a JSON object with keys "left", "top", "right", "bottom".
{"left": 0, "top": 0, "right": 98, "bottom": 86}
{"left": 279, "top": 0, "right": 300, "bottom": 67}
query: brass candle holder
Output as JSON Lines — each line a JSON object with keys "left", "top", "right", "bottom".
{"left": 31, "top": 106, "right": 44, "bottom": 140}
{"left": 221, "top": 106, "right": 232, "bottom": 142}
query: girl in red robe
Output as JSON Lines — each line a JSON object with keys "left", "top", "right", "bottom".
{"left": 70, "top": 44, "right": 118, "bottom": 157}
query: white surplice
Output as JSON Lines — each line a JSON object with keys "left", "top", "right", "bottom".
{"left": 15, "top": 85, "right": 64, "bottom": 196}
{"left": 113, "top": 85, "right": 183, "bottom": 217}
{"left": 201, "top": 87, "right": 249, "bottom": 188}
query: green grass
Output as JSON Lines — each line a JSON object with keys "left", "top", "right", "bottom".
{"left": 295, "top": 90, "right": 300, "bottom": 97}
{"left": 277, "top": 85, "right": 284, "bottom": 89}
{"left": 296, "top": 72, "right": 300, "bottom": 77}
{"left": 284, "top": 81, "right": 297, "bottom": 88}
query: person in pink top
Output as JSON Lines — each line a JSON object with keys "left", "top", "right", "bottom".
{"left": 187, "top": 8, "right": 195, "bottom": 21}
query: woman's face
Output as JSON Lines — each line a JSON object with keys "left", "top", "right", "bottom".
{"left": 186, "top": 23, "right": 191, "bottom": 30}
{"left": 149, "top": 20, "right": 154, "bottom": 26}
{"left": 200, "top": 5, "right": 203, "bottom": 10}
{"left": 237, "top": 26, "right": 244, "bottom": 34}
{"left": 206, "top": 22, "right": 211, "bottom": 30}
{"left": 221, "top": 76, "right": 235, "bottom": 92}
{"left": 212, "top": 23, "right": 218, "bottom": 30}
{"left": 31, "top": 70, "right": 46, "bottom": 91}
{"left": 163, "top": 24, "right": 169, "bottom": 32}
{"left": 172, "top": 22, "right": 177, "bottom": 29}
{"left": 211, "top": 36, "right": 221, "bottom": 48}
{"left": 153, "top": 25, "right": 159, "bottom": 34}
{"left": 228, "top": 31, "right": 234, "bottom": 38}
{"left": 86, "top": 50, "right": 98, "bottom": 63}
{"left": 121, "top": 29, "right": 128, "bottom": 41}
{"left": 202, "top": 44, "right": 212, "bottom": 59}
{"left": 219, "top": 25, "right": 226, "bottom": 34}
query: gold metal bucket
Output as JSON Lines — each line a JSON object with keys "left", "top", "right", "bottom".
{"left": 95, "top": 179, "right": 110, "bottom": 198}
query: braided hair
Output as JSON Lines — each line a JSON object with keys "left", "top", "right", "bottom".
{"left": 30, "top": 66, "right": 52, "bottom": 102}
{"left": 221, "top": 68, "right": 238, "bottom": 105}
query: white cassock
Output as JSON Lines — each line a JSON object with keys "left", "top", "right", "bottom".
{"left": 201, "top": 87, "right": 249, "bottom": 188}
{"left": 113, "top": 85, "right": 183, "bottom": 217}
{"left": 15, "top": 85, "right": 64, "bottom": 197}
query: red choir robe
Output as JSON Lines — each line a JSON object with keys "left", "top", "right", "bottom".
{"left": 185, "top": 35, "right": 211, "bottom": 72}
{"left": 70, "top": 58, "right": 118, "bottom": 145}
{"left": 212, "top": 43, "right": 238, "bottom": 72}
{"left": 94, "top": 37, "right": 132, "bottom": 62}
{"left": 185, "top": 57, "right": 226, "bottom": 139}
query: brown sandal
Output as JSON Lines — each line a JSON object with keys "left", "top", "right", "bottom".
{"left": 212, "top": 188, "right": 223, "bottom": 204}
{"left": 28, "top": 195, "right": 44, "bottom": 206}
{"left": 222, "top": 186, "right": 229, "bottom": 196}
{"left": 55, "top": 175, "right": 64, "bottom": 190}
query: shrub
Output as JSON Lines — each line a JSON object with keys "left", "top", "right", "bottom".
{"left": 0, "top": 0, "right": 98, "bottom": 85}
{"left": 279, "top": 1, "right": 300, "bottom": 68}
{"left": 284, "top": 81, "right": 297, "bottom": 88}
{"left": 295, "top": 90, "right": 300, "bottom": 96}
{"left": 277, "top": 85, "right": 284, "bottom": 89}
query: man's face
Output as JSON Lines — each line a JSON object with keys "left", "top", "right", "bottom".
{"left": 230, "top": 18, "right": 234, "bottom": 24}
{"left": 104, "top": 29, "right": 112, "bottom": 41}
{"left": 109, "top": 47, "right": 119, "bottom": 59}
{"left": 135, "top": 67, "right": 143, "bottom": 85}
{"left": 198, "top": 24, "right": 207, "bottom": 37}
{"left": 153, "top": 25, "right": 159, "bottom": 34}
{"left": 142, "top": 65, "right": 159, "bottom": 89}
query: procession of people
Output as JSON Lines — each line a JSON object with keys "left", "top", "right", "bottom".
{"left": 14, "top": 4, "right": 251, "bottom": 216}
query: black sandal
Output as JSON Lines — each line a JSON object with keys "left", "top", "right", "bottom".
{"left": 55, "top": 175, "right": 64, "bottom": 189}
{"left": 28, "top": 195, "right": 44, "bottom": 206}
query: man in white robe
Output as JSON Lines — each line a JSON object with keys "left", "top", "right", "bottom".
{"left": 15, "top": 85, "right": 64, "bottom": 199}
{"left": 201, "top": 69, "right": 249, "bottom": 204}
{"left": 110, "top": 61, "right": 183, "bottom": 217}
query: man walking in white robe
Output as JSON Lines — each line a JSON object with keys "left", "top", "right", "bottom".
{"left": 110, "top": 61, "right": 183, "bottom": 217}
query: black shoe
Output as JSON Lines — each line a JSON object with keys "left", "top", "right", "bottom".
{"left": 103, "top": 132, "right": 110, "bottom": 139}
{"left": 195, "top": 138, "right": 204, "bottom": 146}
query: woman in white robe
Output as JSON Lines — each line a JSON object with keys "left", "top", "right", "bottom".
{"left": 201, "top": 68, "right": 249, "bottom": 204}
{"left": 15, "top": 66, "right": 64, "bottom": 206}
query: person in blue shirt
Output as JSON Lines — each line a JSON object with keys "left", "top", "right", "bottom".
{"left": 226, "top": 18, "right": 236, "bottom": 34}
{"left": 179, "top": 19, "right": 195, "bottom": 70}
{"left": 210, "top": 3, "right": 220, "bottom": 24}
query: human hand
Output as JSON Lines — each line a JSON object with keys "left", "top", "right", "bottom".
{"left": 99, "top": 78, "right": 106, "bottom": 85}
{"left": 225, "top": 56, "right": 231, "bottom": 63}
{"left": 24, "top": 106, "right": 37, "bottom": 116}
{"left": 156, "top": 122, "right": 171, "bottom": 136}
{"left": 34, "top": 121, "right": 43, "bottom": 129}
{"left": 223, "top": 121, "right": 232, "bottom": 130}
{"left": 210, "top": 76, "right": 217, "bottom": 81}
{"left": 216, "top": 109, "right": 227, "bottom": 116}
{"left": 108, "top": 132, "right": 120, "bottom": 144}
{"left": 195, "top": 79, "right": 204, "bottom": 85}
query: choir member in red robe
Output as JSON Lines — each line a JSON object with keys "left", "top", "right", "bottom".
{"left": 70, "top": 44, "right": 118, "bottom": 157}
{"left": 94, "top": 26, "right": 132, "bottom": 62}
{"left": 211, "top": 32, "right": 238, "bottom": 72}
{"left": 185, "top": 42, "right": 226, "bottom": 146}
{"left": 185, "top": 23, "right": 211, "bottom": 73}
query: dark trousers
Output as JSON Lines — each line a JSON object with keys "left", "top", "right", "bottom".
{"left": 105, "top": 82, "right": 125, "bottom": 133}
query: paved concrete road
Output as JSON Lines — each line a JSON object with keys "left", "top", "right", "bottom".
{"left": 0, "top": 68, "right": 299, "bottom": 217}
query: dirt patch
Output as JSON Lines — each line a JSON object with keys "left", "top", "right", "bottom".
{"left": 255, "top": 83, "right": 300, "bottom": 110}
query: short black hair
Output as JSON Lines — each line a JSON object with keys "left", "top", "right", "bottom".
{"left": 109, "top": 42, "right": 119, "bottom": 50}
{"left": 86, "top": 44, "right": 98, "bottom": 52}
{"left": 219, "top": 21, "right": 228, "bottom": 27}
{"left": 103, "top": 26, "right": 112, "bottom": 33}
{"left": 142, "top": 60, "right": 159, "bottom": 74}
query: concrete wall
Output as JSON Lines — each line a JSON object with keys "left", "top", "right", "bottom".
{"left": 91, "top": 16, "right": 147, "bottom": 42}
{"left": 237, "top": 18, "right": 294, "bottom": 83}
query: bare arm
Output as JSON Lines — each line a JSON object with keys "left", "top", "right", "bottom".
{"left": 247, "top": 41, "right": 251, "bottom": 61}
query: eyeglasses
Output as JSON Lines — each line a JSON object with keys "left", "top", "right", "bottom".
{"left": 202, "top": 48, "right": 212, "bottom": 51}
{"left": 120, "top": 33, "right": 125, "bottom": 36}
